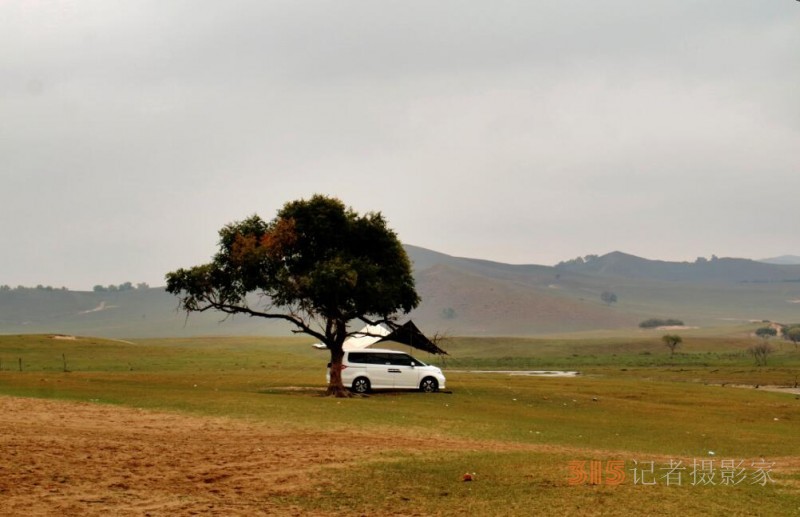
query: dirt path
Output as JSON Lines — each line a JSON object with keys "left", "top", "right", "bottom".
{"left": 0, "top": 396, "right": 478, "bottom": 516}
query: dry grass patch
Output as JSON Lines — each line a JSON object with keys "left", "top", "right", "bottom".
{"left": 0, "top": 396, "right": 483, "bottom": 516}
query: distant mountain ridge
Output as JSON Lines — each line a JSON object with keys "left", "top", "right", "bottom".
{"left": 403, "top": 246, "right": 800, "bottom": 335}
{"left": 759, "top": 255, "right": 800, "bottom": 265}
{"left": 2, "top": 246, "right": 799, "bottom": 338}
{"left": 553, "top": 251, "right": 800, "bottom": 283}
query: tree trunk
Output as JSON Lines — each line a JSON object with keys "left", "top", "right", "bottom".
{"left": 325, "top": 344, "right": 352, "bottom": 398}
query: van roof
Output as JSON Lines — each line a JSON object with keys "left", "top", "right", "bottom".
{"left": 346, "top": 348, "right": 407, "bottom": 354}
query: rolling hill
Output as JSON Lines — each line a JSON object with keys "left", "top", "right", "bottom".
{"left": 404, "top": 247, "right": 800, "bottom": 334}
{"left": 554, "top": 251, "right": 800, "bottom": 283}
{"left": 0, "top": 286, "right": 292, "bottom": 338}
{"left": 760, "top": 255, "right": 800, "bottom": 265}
{"left": 1, "top": 247, "right": 799, "bottom": 338}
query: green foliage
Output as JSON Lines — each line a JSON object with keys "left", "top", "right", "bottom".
{"left": 755, "top": 327, "right": 778, "bottom": 339}
{"left": 555, "top": 254, "right": 599, "bottom": 267}
{"left": 555, "top": 256, "right": 585, "bottom": 267}
{"left": 93, "top": 282, "right": 137, "bottom": 293}
{"left": 10, "top": 284, "right": 67, "bottom": 291}
{"left": 782, "top": 325, "right": 800, "bottom": 346}
{"left": 600, "top": 291, "right": 617, "bottom": 305}
{"left": 639, "top": 318, "right": 684, "bottom": 328}
{"left": 661, "top": 334, "right": 682, "bottom": 357}
{"left": 165, "top": 195, "right": 420, "bottom": 375}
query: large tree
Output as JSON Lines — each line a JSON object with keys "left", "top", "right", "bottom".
{"left": 166, "top": 195, "right": 420, "bottom": 397}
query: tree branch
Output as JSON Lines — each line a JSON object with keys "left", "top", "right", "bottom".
{"left": 181, "top": 294, "right": 330, "bottom": 344}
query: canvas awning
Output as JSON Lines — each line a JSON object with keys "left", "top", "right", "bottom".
{"left": 377, "top": 320, "right": 447, "bottom": 355}
{"left": 312, "top": 320, "right": 446, "bottom": 355}
{"left": 343, "top": 324, "right": 391, "bottom": 351}
{"left": 311, "top": 324, "right": 390, "bottom": 351}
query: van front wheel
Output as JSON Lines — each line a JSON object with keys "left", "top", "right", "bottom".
{"left": 420, "top": 377, "right": 439, "bottom": 393}
{"left": 351, "top": 377, "right": 371, "bottom": 394}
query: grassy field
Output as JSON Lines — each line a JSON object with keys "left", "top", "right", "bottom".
{"left": 1, "top": 329, "right": 798, "bottom": 515}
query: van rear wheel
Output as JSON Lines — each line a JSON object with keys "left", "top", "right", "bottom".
{"left": 420, "top": 377, "right": 439, "bottom": 393}
{"left": 351, "top": 377, "right": 371, "bottom": 394}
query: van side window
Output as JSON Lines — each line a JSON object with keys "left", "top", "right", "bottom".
{"left": 348, "top": 353, "right": 370, "bottom": 364}
{"left": 349, "top": 353, "right": 388, "bottom": 364}
{"left": 348, "top": 352, "right": 421, "bottom": 365}
{"left": 388, "top": 354, "right": 414, "bottom": 366}
{"left": 375, "top": 353, "right": 393, "bottom": 364}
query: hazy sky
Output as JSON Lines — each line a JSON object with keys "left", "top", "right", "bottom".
{"left": 2, "top": 1, "right": 798, "bottom": 290}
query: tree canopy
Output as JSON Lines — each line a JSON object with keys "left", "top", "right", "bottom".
{"left": 600, "top": 291, "right": 618, "bottom": 305}
{"left": 662, "top": 334, "right": 682, "bottom": 357}
{"left": 639, "top": 318, "right": 684, "bottom": 329}
{"left": 754, "top": 327, "right": 777, "bottom": 340}
{"left": 166, "top": 195, "right": 420, "bottom": 396}
{"left": 783, "top": 325, "right": 800, "bottom": 348}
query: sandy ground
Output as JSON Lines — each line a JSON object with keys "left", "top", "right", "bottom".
{"left": 722, "top": 384, "right": 800, "bottom": 396}
{"left": 448, "top": 370, "right": 580, "bottom": 377}
{"left": 0, "top": 396, "right": 477, "bottom": 516}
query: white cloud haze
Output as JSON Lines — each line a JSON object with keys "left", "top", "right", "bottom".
{"left": 1, "top": 1, "right": 798, "bottom": 289}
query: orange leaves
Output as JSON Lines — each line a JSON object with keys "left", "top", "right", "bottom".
{"left": 260, "top": 218, "right": 298, "bottom": 260}
{"left": 230, "top": 234, "right": 261, "bottom": 265}
{"left": 228, "top": 217, "right": 298, "bottom": 266}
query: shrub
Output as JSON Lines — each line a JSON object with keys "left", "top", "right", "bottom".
{"left": 754, "top": 327, "right": 777, "bottom": 339}
{"left": 748, "top": 342, "right": 773, "bottom": 366}
{"left": 639, "top": 318, "right": 684, "bottom": 329}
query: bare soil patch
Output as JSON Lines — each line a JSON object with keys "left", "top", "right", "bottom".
{"left": 720, "top": 384, "right": 800, "bottom": 396}
{"left": 0, "top": 396, "right": 521, "bottom": 516}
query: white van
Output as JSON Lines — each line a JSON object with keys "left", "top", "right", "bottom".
{"left": 326, "top": 348, "right": 446, "bottom": 394}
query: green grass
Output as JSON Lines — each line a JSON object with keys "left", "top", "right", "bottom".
{"left": 430, "top": 328, "right": 800, "bottom": 377}
{"left": 283, "top": 451, "right": 799, "bottom": 517}
{"left": 0, "top": 333, "right": 798, "bottom": 515}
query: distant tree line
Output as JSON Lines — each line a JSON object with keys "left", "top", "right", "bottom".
{"left": 639, "top": 318, "right": 684, "bottom": 329}
{"left": 0, "top": 282, "right": 150, "bottom": 292}
{"left": 0, "top": 284, "right": 69, "bottom": 292}
{"left": 93, "top": 282, "right": 150, "bottom": 292}
{"left": 693, "top": 255, "right": 719, "bottom": 264}
{"left": 556, "top": 255, "right": 600, "bottom": 267}
{"left": 757, "top": 323, "right": 800, "bottom": 349}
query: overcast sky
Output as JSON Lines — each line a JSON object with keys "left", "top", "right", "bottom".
{"left": 2, "top": 1, "right": 798, "bottom": 290}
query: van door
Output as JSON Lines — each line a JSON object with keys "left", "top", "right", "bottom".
{"left": 364, "top": 353, "right": 396, "bottom": 389}
{"left": 387, "top": 353, "right": 421, "bottom": 389}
